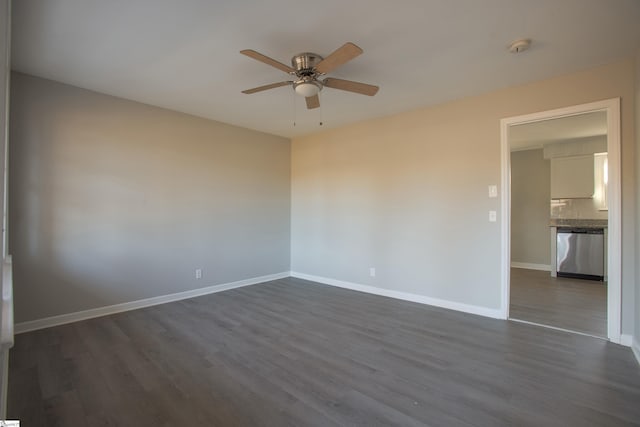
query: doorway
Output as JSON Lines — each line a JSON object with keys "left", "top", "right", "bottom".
{"left": 500, "top": 99, "right": 621, "bottom": 343}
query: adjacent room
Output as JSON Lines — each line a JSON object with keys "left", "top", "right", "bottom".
{"left": 509, "top": 111, "right": 610, "bottom": 337}
{"left": 1, "top": 1, "right": 640, "bottom": 426}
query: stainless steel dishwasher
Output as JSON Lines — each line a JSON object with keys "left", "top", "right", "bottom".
{"left": 556, "top": 227, "right": 604, "bottom": 281}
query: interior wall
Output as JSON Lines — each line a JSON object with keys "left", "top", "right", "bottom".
{"left": 291, "top": 58, "right": 636, "bottom": 334}
{"left": 635, "top": 50, "right": 640, "bottom": 352}
{"left": 510, "top": 149, "right": 550, "bottom": 267}
{"left": 0, "top": 0, "right": 9, "bottom": 268}
{"left": 9, "top": 72, "right": 291, "bottom": 323}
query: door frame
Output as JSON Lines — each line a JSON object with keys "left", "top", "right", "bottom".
{"left": 499, "top": 98, "right": 621, "bottom": 343}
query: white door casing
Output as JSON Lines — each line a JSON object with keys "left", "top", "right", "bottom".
{"left": 500, "top": 98, "right": 621, "bottom": 344}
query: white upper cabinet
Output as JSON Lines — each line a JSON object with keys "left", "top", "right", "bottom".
{"left": 550, "top": 155, "right": 594, "bottom": 199}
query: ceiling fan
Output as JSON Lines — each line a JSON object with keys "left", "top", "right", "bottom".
{"left": 240, "top": 42, "right": 379, "bottom": 110}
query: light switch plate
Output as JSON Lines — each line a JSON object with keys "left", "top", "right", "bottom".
{"left": 489, "top": 211, "right": 497, "bottom": 222}
{"left": 488, "top": 185, "right": 498, "bottom": 198}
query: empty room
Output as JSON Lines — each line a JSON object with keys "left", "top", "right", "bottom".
{"left": 1, "top": 1, "right": 640, "bottom": 426}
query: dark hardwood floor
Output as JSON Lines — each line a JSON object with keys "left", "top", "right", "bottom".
{"left": 9, "top": 277, "right": 640, "bottom": 426}
{"left": 510, "top": 268, "right": 607, "bottom": 337}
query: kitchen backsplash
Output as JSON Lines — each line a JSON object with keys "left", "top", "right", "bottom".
{"left": 550, "top": 198, "right": 608, "bottom": 220}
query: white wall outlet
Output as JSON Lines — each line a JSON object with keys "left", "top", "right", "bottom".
{"left": 488, "top": 185, "right": 498, "bottom": 198}
{"left": 489, "top": 211, "right": 497, "bottom": 222}
{"left": 369, "top": 267, "right": 376, "bottom": 277}
{"left": 195, "top": 268, "right": 202, "bottom": 279}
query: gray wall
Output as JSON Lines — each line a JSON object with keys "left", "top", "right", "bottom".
{"left": 9, "top": 72, "right": 291, "bottom": 323}
{"left": 0, "top": 0, "right": 8, "bottom": 264}
{"left": 291, "top": 58, "right": 637, "bottom": 335}
{"left": 510, "top": 149, "right": 551, "bottom": 266}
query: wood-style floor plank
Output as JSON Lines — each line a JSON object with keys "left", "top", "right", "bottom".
{"left": 8, "top": 277, "right": 640, "bottom": 426}
{"left": 510, "top": 268, "right": 607, "bottom": 337}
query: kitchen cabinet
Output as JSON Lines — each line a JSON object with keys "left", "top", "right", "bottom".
{"left": 550, "top": 155, "right": 594, "bottom": 199}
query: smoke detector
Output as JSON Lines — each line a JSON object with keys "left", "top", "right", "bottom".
{"left": 508, "top": 39, "right": 531, "bottom": 53}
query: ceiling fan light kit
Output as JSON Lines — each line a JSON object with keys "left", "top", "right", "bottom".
{"left": 293, "top": 79, "right": 322, "bottom": 97}
{"left": 240, "top": 42, "right": 379, "bottom": 110}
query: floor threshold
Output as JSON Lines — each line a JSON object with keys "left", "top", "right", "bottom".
{"left": 509, "top": 317, "right": 607, "bottom": 341}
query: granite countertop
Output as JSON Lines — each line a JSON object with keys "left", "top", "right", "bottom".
{"left": 549, "top": 218, "right": 608, "bottom": 228}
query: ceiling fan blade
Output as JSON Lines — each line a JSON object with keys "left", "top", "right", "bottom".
{"left": 242, "top": 81, "right": 292, "bottom": 94}
{"left": 314, "top": 42, "right": 363, "bottom": 74}
{"left": 305, "top": 94, "right": 320, "bottom": 109}
{"left": 323, "top": 78, "right": 379, "bottom": 96}
{"left": 240, "top": 49, "right": 295, "bottom": 74}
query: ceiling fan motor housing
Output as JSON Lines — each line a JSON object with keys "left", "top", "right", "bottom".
{"left": 292, "top": 53, "right": 323, "bottom": 76}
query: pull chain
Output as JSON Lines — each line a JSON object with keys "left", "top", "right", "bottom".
{"left": 292, "top": 92, "right": 297, "bottom": 127}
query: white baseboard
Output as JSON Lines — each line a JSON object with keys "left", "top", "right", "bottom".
{"left": 620, "top": 334, "right": 633, "bottom": 347}
{"left": 15, "top": 271, "right": 290, "bottom": 334}
{"left": 290, "top": 271, "right": 503, "bottom": 319}
{"left": 631, "top": 337, "right": 640, "bottom": 366}
{"left": 510, "top": 262, "right": 551, "bottom": 271}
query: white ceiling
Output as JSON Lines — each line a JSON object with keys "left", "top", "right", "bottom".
{"left": 11, "top": 0, "right": 640, "bottom": 138}
{"left": 509, "top": 111, "right": 608, "bottom": 151}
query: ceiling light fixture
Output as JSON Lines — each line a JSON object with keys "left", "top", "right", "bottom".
{"left": 293, "top": 79, "right": 322, "bottom": 97}
{"left": 508, "top": 38, "right": 531, "bottom": 53}
{"left": 240, "top": 44, "right": 379, "bottom": 111}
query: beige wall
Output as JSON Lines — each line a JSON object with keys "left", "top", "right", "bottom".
{"left": 291, "top": 58, "right": 636, "bottom": 333}
{"left": 9, "top": 72, "right": 291, "bottom": 323}
{"left": 510, "top": 149, "right": 550, "bottom": 266}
